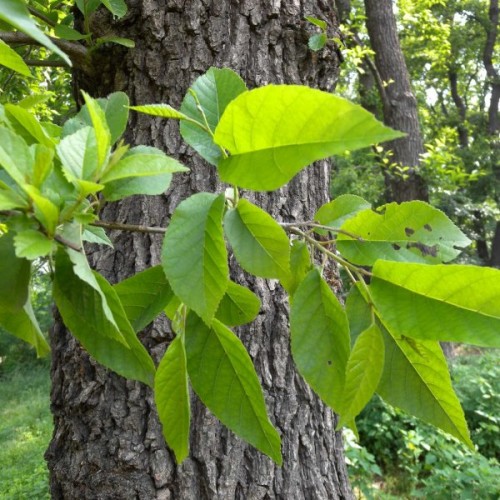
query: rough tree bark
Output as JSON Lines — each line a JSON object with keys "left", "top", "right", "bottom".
{"left": 45, "top": 1, "right": 354, "bottom": 498}
{"left": 363, "top": 0, "right": 428, "bottom": 202}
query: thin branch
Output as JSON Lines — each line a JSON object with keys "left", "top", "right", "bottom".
{"left": 0, "top": 31, "right": 91, "bottom": 74}
{"left": 54, "top": 234, "right": 82, "bottom": 252}
{"left": 25, "top": 59, "right": 67, "bottom": 67}
{"left": 91, "top": 220, "right": 167, "bottom": 234}
{"left": 27, "top": 6, "right": 57, "bottom": 28}
{"left": 280, "top": 221, "right": 365, "bottom": 241}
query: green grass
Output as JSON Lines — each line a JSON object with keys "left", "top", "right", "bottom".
{"left": 0, "top": 360, "right": 51, "bottom": 500}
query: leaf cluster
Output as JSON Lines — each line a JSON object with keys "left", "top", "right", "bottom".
{"left": 0, "top": 66, "right": 499, "bottom": 467}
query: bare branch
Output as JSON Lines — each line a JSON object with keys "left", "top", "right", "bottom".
{"left": 0, "top": 31, "right": 91, "bottom": 74}
{"left": 25, "top": 59, "right": 67, "bottom": 67}
{"left": 91, "top": 221, "right": 167, "bottom": 235}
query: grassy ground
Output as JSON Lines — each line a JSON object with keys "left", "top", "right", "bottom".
{"left": 0, "top": 360, "right": 51, "bottom": 500}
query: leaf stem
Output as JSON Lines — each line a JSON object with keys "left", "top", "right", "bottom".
{"left": 280, "top": 221, "right": 364, "bottom": 241}
{"left": 285, "top": 225, "right": 372, "bottom": 277}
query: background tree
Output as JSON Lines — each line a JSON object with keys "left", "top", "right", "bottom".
{"left": 38, "top": 1, "right": 353, "bottom": 498}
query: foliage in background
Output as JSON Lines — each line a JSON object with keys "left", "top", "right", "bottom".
{"left": 345, "top": 350, "right": 500, "bottom": 498}
{"left": 0, "top": 359, "right": 51, "bottom": 499}
{"left": 332, "top": 0, "right": 500, "bottom": 263}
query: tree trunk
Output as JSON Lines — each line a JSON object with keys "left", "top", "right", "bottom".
{"left": 364, "top": 0, "right": 428, "bottom": 202}
{"left": 45, "top": 1, "right": 353, "bottom": 498}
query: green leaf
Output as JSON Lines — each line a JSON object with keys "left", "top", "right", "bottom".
{"left": 53, "top": 249, "right": 156, "bottom": 386}
{"left": 162, "top": 193, "right": 229, "bottom": 323}
{"left": 337, "top": 201, "right": 471, "bottom": 265}
{"left": 22, "top": 185, "right": 59, "bottom": 235}
{"left": 114, "top": 266, "right": 174, "bottom": 332}
{"left": 82, "top": 225, "right": 113, "bottom": 247}
{"left": 53, "top": 24, "right": 89, "bottom": 41}
{"left": 13, "top": 229, "right": 55, "bottom": 259}
{"left": 0, "top": 126, "right": 33, "bottom": 186}
{"left": 214, "top": 85, "right": 404, "bottom": 191}
{"left": 129, "top": 104, "right": 190, "bottom": 121}
{"left": 102, "top": 173, "right": 173, "bottom": 201}
{"left": 180, "top": 67, "right": 247, "bottom": 165}
{"left": 224, "top": 199, "right": 291, "bottom": 281}
{"left": 75, "top": 0, "right": 101, "bottom": 16}
{"left": 0, "top": 187, "right": 28, "bottom": 210}
{"left": 308, "top": 33, "right": 327, "bottom": 51}
{"left": 282, "top": 240, "right": 312, "bottom": 295}
{"left": 6, "top": 104, "right": 55, "bottom": 146}
{"left": 0, "top": 299, "right": 49, "bottom": 357}
{"left": 337, "top": 322, "right": 384, "bottom": 427}
{"left": 101, "top": 0, "right": 127, "bottom": 17}
{"left": 376, "top": 326, "right": 472, "bottom": 448}
{"left": 215, "top": 281, "right": 261, "bottom": 326}
{"left": 0, "top": 38, "right": 31, "bottom": 76}
{"left": 185, "top": 313, "right": 282, "bottom": 464}
{"left": 345, "top": 284, "right": 372, "bottom": 345}
{"left": 0, "top": 0, "right": 71, "bottom": 65}
{"left": 32, "top": 144, "right": 54, "bottom": 187}
{"left": 290, "top": 269, "right": 350, "bottom": 412}
{"left": 101, "top": 145, "right": 188, "bottom": 183}
{"left": 96, "top": 36, "right": 135, "bottom": 48}
{"left": 0, "top": 232, "right": 30, "bottom": 312}
{"left": 100, "top": 92, "right": 129, "bottom": 144}
{"left": 81, "top": 91, "right": 111, "bottom": 171}
{"left": 305, "top": 15, "right": 328, "bottom": 30}
{"left": 155, "top": 335, "right": 190, "bottom": 463}
{"left": 371, "top": 261, "right": 500, "bottom": 347}
{"left": 315, "top": 194, "right": 371, "bottom": 230}
{"left": 57, "top": 126, "right": 98, "bottom": 182}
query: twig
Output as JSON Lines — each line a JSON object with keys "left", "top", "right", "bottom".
{"left": 280, "top": 221, "right": 365, "bottom": 241}
{"left": 25, "top": 59, "right": 68, "bottom": 67}
{"left": 27, "top": 6, "right": 57, "bottom": 28}
{"left": 92, "top": 220, "right": 167, "bottom": 234}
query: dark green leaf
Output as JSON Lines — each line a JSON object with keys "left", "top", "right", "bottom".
{"left": 290, "top": 269, "right": 350, "bottom": 412}
{"left": 53, "top": 24, "right": 89, "bottom": 41}
{"left": 155, "top": 335, "right": 190, "bottom": 463}
{"left": 53, "top": 250, "right": 156, "bottom": 386}
{"left": 162, "top": 193, "right": 229, "bottom": 323}
{"left": 377, "top": 325, "right": 472, "bottom": 448}
{"left": 0, "top": 299, "right": 49, "bottom": 357}
{"left": 114, "top": 266, "right": 174, "bottom": 332}
{"left": 0, "top": 232, "right": 30, "bottom": 311}
{"left": 101, "top": 0, "right": 127, "bottom": 18}
{"left": 102, "top": 173, "right": 173, "bottom": 201}
{"left": 180, "top": 67, "right": 247, "bottom": 165}
{"left": 337, "top": 323, "right": 384, "bottom": 427}
{"left": 283, "top": 240, "right": 312, "bottom": 295}
{"left": 215, "top": 281, "right": 261, "bottom": 326}
{"left": 100, "top": 92, "right": 129, "bottom": 144}
{"left": 185, "top": 313, "right": 282, "bottom": 464}
{"left": 224, "top": 199, "right": 291, "bottom": 281}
